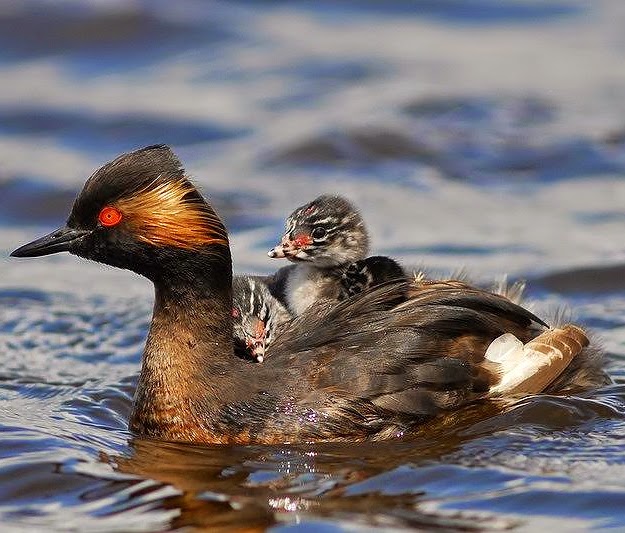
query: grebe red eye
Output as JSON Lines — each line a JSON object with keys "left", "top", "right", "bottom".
{"left": 98, "top": 206, "right": 122, "bottom": 227}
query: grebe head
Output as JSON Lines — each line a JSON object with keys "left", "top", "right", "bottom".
{"left": 11, "top": 145, "right": 229, "bottom": 281}
{"left": 268, "top": 194, "right": 368, "bottom": 268}
{"left": 231, "top": 276, "right": 290, "bottom": 362}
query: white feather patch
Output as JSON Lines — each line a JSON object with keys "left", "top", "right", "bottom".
{"left": 486, "top": 328, "right": 581, "bottom": 395}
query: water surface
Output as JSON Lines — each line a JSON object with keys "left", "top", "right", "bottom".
{"left": 1, "top": 1, "right": 625, "bottom": 530}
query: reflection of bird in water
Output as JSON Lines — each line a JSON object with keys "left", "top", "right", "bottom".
{"left": 103, "top": 401, "right": 514, "bottom": 531}
{"left": 12, "top": 145, "right": 606, "bottom": 445}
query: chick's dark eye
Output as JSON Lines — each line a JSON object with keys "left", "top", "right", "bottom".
{"left": 311, "top": 227, "right": 327, "bottom": 240}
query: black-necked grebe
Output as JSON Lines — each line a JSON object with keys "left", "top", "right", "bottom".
{"left": 11, "top": 145, "right": 606, "bottom": 444}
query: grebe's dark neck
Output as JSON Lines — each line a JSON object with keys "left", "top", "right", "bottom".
{"left": 130, "top": 244, "right": 236, "bottom": 439}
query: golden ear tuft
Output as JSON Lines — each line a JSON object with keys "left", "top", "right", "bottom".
{"left": 116, "top": 178, "right": 228, "bottom": 250}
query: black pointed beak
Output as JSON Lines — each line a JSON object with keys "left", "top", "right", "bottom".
{"left": 10, "top": 226, "right": 90, "bottom": 258}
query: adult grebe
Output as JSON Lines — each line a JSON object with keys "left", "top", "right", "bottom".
{"left": 11, "top": 145, "right": 605, "bottom": 444}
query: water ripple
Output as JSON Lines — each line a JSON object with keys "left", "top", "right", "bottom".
{"left": 1, "top": 1, "right": 625, "bottom": 530}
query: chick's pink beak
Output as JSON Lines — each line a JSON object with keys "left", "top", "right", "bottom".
{"left": 247, "top": 319, "right": 267, "bottom": 362}
{"left": 267, "top": 234, "right": 312, "bottom": 259}
{"left": 249, "top": 340, "right": 266, "bottom": 363}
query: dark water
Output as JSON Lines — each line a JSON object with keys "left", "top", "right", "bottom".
{"left": 2, "top": 1, "right": 625, "bottom": 530}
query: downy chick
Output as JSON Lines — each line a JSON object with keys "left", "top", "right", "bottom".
{"left": 232, "top": 275, "right": 291, "bottom": 362}
{"left": 268, "top": 194, "right": 405, "bottom": 315}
